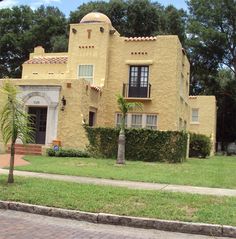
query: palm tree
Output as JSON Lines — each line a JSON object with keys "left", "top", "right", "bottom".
{"left": 0, "top": 82, "right": 34, "bottom": 183}
{"left": 116, "top": 95, "right": 142, "bottom": 164}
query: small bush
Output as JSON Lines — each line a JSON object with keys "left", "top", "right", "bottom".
{"left": 47, "top": 148, "right": 90, "bottom": 158}
{"left": 85, "top": 127, "right": 188, "bottom": 163}
{"left": 189, "top": 133, "right": 211, "bottom": 158}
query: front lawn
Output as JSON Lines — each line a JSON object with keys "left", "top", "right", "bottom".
{"left": 14, "top": 155, "right": 236, "bottom": 189}
{"left": 1, "top": 175, "right": 236, "bottom": 226}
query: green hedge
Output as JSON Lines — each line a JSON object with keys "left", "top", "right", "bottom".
{"left": 47, "top": 148, "right": 90, "bottom": 158}
{"left": 85, "top": 127, "right": 188, "bottom": 163}
{"left": 189, "top": 133, "right": 211, "bottom": 158}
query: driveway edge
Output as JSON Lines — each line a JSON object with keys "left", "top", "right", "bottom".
{"left": 0, "top": 200, "right": 235, "bottom": 238}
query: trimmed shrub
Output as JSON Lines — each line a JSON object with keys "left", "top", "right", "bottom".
{"left": 189, "top": 133, "right": 211, "bottom": 158}
{"left": 85, "top": 127, "right": 188, "bottom": 163}
{"left": 47, "top": 148, "right": 90, "bottom": 158}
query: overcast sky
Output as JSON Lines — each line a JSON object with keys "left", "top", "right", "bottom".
{"left": 0, "top": 0, "right": 188, "bottom": 17}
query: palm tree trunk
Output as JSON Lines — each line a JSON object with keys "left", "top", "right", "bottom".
{"left": 8, "top": 141, "right": 15, "bottom": 183}
{"left": 116, "top": 130, "right": 125, "bottom": 164}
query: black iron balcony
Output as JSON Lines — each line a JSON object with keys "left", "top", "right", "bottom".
{"left": 123, "top": 83, "right": 151, "bottom": 99}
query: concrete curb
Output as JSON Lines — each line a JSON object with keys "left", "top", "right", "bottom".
{"left": 0, "top": 200, "right": 235, "bottom": 238}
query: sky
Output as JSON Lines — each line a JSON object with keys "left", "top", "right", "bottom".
{"left": 0, "top": 0, "right": 188, "bottom": 17}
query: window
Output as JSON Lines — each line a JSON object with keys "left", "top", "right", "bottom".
{"left": 89, "top": 111, "right": 95, "bottom": 127}
{"left": 78, "top": 65, "right": 93, "bottom": 82}
{"left": 131, "top": 114, "right": 142, "bottom": 128}
{"left": 146, "top": 115, "right": 157, "bottom": 129}
{"left": 129, "top": 66, "right": 149, "bottom": 97}
{"left": 116, "top": 113, "right": 127, "bottom": 127}
{"left": 191, "top": 108, "right": 199, "bottom": 122}
{"left": 116, "top": 113, "right": 158, "bottom": 129}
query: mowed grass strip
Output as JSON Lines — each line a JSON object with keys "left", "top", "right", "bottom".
{"left": 1, "top": 176, "right": 236, "bottom": 226}
{"left": 15, "top": 155, "right": 236, "bottom": 189}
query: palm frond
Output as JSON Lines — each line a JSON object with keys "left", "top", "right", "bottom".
{"left": 0, "top": 82, "right": 34, "bottom": 145}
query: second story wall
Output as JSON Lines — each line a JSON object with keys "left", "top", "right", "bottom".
{"left": 67, "top": 22, "right": 114, "bottom": 86}
{"left": 189, "top": 96, "right": 217, "bottom": 154}
{"left": 100, "top": 35, "right": 188, "bottom": 131}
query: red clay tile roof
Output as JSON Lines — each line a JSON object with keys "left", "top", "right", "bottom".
{"left": 124, "top": 37, "right": 157, "bottom": 41}
{"left": 24, "top": 56, "right": 68, "bottom": 64}
{"left": 90, "top": 85, "right": 101, "bottom": 92}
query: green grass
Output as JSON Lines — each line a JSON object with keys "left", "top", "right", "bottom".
{"left": 1, "top": 175, "right": 236, "bottom": 226}
{"left": 14, "top": 155, "right": 236, "bottom": 189}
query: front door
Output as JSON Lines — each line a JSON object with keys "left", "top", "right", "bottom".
{"left": 28, "top": 107, "right": 47, "bottom": 144}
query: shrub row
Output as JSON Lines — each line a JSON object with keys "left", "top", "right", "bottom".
{"left": 47, "top": 148, "right": 90, "bottom": 158}
{"left": 85, "top": 127, "right": 188, "bottom": 163}
{"left": 189, "top": 133, "right": 211, "bottom": 158}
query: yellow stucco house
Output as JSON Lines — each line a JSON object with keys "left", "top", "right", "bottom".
{"left": 0, "top": 12, "right": 216, "bottom": 155}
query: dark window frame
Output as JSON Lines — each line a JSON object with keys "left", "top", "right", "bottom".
{"left": 129, "top": 65, "right": 149, "bottom": 87}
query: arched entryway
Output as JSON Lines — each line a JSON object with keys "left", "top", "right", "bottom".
{"left": 19, "top": 86, "right": 61, "bottom": 145}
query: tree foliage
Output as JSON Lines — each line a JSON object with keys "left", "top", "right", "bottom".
{"left": 0, "top": 5, "right": 67, "bottom": 78}
{"left": 186, "top": 0, "right": 236, "bottom": 146}
{"left": 187, "top": 0, "right": 236, "bottom": 75}
{"left": 0, "top": 82, "right": 34, "bottom": 183}
{"left": 69, "top": 0, "right": 186, "bottom": 40}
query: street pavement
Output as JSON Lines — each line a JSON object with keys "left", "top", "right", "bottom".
{"left": 0, "top": 209, "right": 231, "bottom": 239}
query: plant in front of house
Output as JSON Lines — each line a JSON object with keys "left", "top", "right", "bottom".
{"left": 0, "top": 82, "right": 34, "bottom": 183}
{"left": 116, "top": 95, "right": 143, "bottom": 164}
{"left": 47, "top": 147, "right": 90, "bottom": 157}
{"left": 189, "top": 133, "right": 211, "bottom": 158}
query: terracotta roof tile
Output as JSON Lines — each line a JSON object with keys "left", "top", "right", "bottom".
{"left": 124, "top": 37, "right": 157, "bottom": 42}
{"left": 24, "top": 56, "right": 68, "bottom": 64}
{"left": 189, "top": 96, "right": 197, "bottom": 99}
{"left": 90, "top": 85, "right": 101, "bottom": 92}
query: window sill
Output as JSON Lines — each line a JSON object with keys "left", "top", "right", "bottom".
{"left": 190, "top": 122, "right": 200, "bottom": 125}
{"left": 125, "top": 60, "right": 153, "bottom": 65}
{"left": 124, "top": 97, "right": 152, "bottom": 101}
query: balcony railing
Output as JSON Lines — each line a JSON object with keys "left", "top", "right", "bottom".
{"left": 123, "top": 83, "right": 151, "bottom": 98}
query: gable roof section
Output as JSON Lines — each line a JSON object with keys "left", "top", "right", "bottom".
{"left": 24, "top": 56, "right": 68, "bottom": 64}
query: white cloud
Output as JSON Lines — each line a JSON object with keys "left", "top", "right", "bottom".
{"left": 0, "top": 0, "right": 19, "bottom": 9}
{"left": 42, "top": 0, "right": 61, "bottom": 3}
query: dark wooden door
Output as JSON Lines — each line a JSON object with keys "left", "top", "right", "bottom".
{"left": 28, "top": 107, "right": 47, "bottom": 144}
{"left": 129, "top": 66, "right": 149, "bottom": 97}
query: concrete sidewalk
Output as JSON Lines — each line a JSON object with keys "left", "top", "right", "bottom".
{"left": 1, "top": 168, "right": 236, "bottom": 197}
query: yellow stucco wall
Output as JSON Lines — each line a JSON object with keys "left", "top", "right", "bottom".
{"left": 0, "top": 13, "right": 216, "bottom": 153}
{"left": 189, "top": 96, "right": 217, "bottom": 154}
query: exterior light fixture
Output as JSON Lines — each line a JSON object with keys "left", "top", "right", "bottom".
{"left": 61, "top": 96, "right": 67, "bottom": 111}
{"left": 109, "top": 29, "right": 116, "bottom": 35}
{"left": 72, "top": 28, "right": 77, "bottom": 34}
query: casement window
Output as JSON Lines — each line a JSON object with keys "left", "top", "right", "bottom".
{"left": 128, "top": 66, "right": 149, "bottom": 97}
{"left": 191, "top": 108, "right": 199, "bottom": 122}
{"left": 116, "top": 113, "right": 158, "bottom": 129}
{"left": 78, "top": 65, "right": 93, "bottom": 82}
{"left": 146, "top": 115, "right": 157, "bottom": 129}
{"left": 116, "top": 113, "right": 127, "bottom": 127}
{"left": 131, "top": 114, "right": 142, "bottom": 128}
